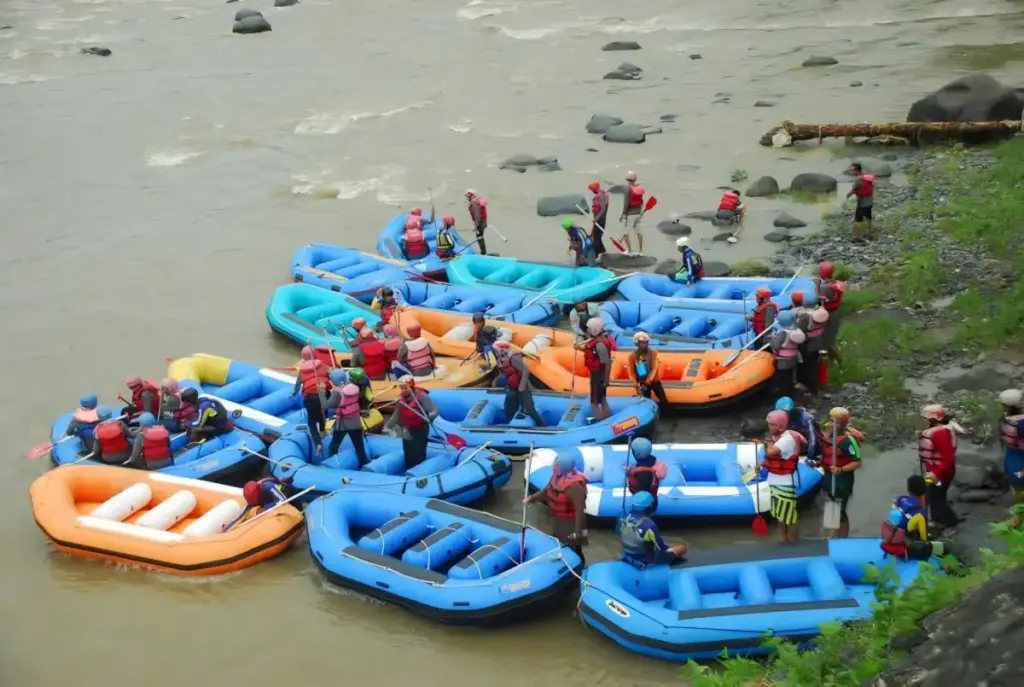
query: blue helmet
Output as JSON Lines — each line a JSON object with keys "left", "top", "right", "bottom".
{"left": 97, "top": 408, "right": 113, "bottom": 421}
{"left": 137, "top": 412, "right": 156, "bottom": 428}
{"left": 888, "top": 509, "right": 903, "bottom": 526}
{"left": 79, "top": 393, "right": 98, "bottom": 409}
{"left": 554, "top": 453, "right": 577, "bottom": 475}
{"left": 630, "top": 491, "right": 655, "bottom": 512}
{"left": 775, "top": 396, "right": 795, "bottom": 412}
{"left": 631, "top": 437, "right": 652, "bottom": 460}
{"left": 777, "top": 310, "right": 794, "bottom": 327}
{"left": 329, "top": 369, "right": 347, "bottom": 386}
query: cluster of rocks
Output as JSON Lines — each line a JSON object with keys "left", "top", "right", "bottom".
{"left": 603, "top": 61, "right": 643, "bottom": 81}
{"left": 585, "top": 114, "right": 663, "bottom": 145}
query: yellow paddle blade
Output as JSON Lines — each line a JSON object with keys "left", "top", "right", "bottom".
{"left": 742, "top": 470, "right": 757, "bottom": 483}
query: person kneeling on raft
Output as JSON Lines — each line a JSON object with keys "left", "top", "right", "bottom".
{"left": 881, "top": 475, "right": 945, "bottom": 561}
{"left": 493, "top": 340, "right": 545, "bottom": 426}
{"left": 524, "top": 453, "right": 589, "bottom": 563}
{"left": 125, "top": 412, "right": 173, "bottom": 470}
{"left": 625, "top": 438, "right": 668, "bottom": 512}
{"left": 66, "top": 393, "right": 101, "bottom": 455}
{"left": 620, "top": 491, "right": 687, "bottom": 569}
{"left": 628, "top": 332, "right": 668, "bottom": 406}
{"left": 671, "top": 236, "right": 704, "bottom": 285}
{"left": 183, "top": 388, "right": 232, "bottom": 443}
{"left": 578, "top": 317, "right": 614, "bottom": 422}
{"left": 324, "top": 369, "right": 370, "bottom": 466}
{"left": 92, "top": 407, "right": 136, "bottom": 465}
{"left": 123, "top": 375, "right": 160, "bottom": 421}
{"left": 225, "top": 476, "right": 294, "bottom": 530}
{"left": 396, "top": 323, "right": 437, "bottom": 378}
{"left": 384, "top": 376, "right": 438, "bottom": 470}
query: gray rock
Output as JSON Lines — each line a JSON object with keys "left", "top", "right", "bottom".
{"left": 656, "top": 219, "right": 692, "bottom": 237}
{"left": 606, "top": 183, "right": 627, "bottom": 194}
{"left": 585, "top": 114, "right": 623, "bottom": 134}
{"left": 602, "top": 41, "right": 641, "bottom": 51}
{"left": 939, "top": 366, "right": 1012, "bottom": 393}
{"left": 233, "top": 15, "right": 272, "bottom": 33}
{"left": 850, "top": 80, "right": 863, "bottom": 87}
{"left": 660, "top": 114, "right": 677, "bottom": 122}
{"left": 536, "top": 161, "right": 561, "bottom": 173}
{"left": 754, "top": 100, "right": 775, "bottom": 108}
{"left": 498, "top": 155, "right": 560, "bottom": 172}
{"left": 712, "top": 232, "right": 732, "bottom": 242}
{"left": 234, "top": 8, "right": 262, "bottom": 20}
{"left": 740, "top": 418, "right": 768, "bottom": 438}
{"left": 703, "top": 261, "right": 731, "bottom": 278}
{"left": 907, "top": 73, "right": 1024, "bottom": 124}
{"left": 654, "top": 259, "right": 679, "bottom": 276}
{"left": 603, "top": 123, "right": 648, "bottom": 144}
{"left": 774, "top": 212, "right": 807, "bottom": 229}
{"left": 274, "top": 0, "right": 299, "bottom": 6}
{"left": 689, "top": 54, "right": 702, "bottom": 60}
{"left": 791, "top": 172, "right": 838, "bottom": 194}
{"left": 746, "top": 175, "right": 780, "bottom": 197}
{"left": 764, "top": 230, "right": 791, "bottom": 243}
{"left": 842, "top": 158, "right": 893, "bottom": 178}
{"left": 604, "top": 62, "right": 643, "bottom": 81}
{"left": 536, "top": 195, "right": 587, "bottom": 217}
{"left": 603, "top": 253, "right": 657, "bottom": 270}
{"left": 954, "top": 488, "right": 999, "bottom": 503}
{"left": 80, "top": 46, "right": 111, "bottom": 57}
{"left": 684, "top": 210, "right": 718, "bottom": 222}
{"left": 802, "top": 55, "right": 838, "bottom": 67}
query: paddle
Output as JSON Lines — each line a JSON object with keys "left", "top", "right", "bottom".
{"left": 637, "top": 195, "right": 658, "bottom": 224}
{"left": 395, "top": 396, "right": 467, "bottom": 450}
{"left": 487, "top": 225, "right": 509, "bottom": 243}
{"left": 28, "top": 413, "right": 128, "bottom": 459}
{"left": 239, "top": 444, "right": 295, "bottom": 470}
{"left": 823, "top": 421, "right": 841, "bottom": 531}
{"left": 519, "top": 441, "right": 534, "bottom": 562}
{"left": 576, "top": 203, "right": 627, "bottom": 253}
{"left": 619, "top": 434, "right": 636, "bottom": 519}
{"left": 726, "top": 220, "right": 746, "bottom": 244}
{"left": 720, "top": 267, "right": 804, "bottom": 367}
{"left": 428, "top": 187, "right": 436, "bottom": 225}
{"left": 224, "top": 486, "right": 315, "bottom": 532}
{"left": 723, "top": 342, "right": 773, "bottom": 376}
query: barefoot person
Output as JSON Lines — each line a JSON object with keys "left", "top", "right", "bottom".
{"left": 760, "top": 410, "right": 806, "bottom": 544}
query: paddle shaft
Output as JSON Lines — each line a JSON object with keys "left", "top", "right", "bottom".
{"left": 227, "top": 487, "right": 315, "bottom": 531}
{"left": 620, "top": 434, "right": 635, "bottom": 518}
{"left": 519, "top": 441, "right": 534, "bottom": 562}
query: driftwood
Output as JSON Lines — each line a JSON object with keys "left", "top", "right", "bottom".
{"left": 760, "top": 119, "right": 1023, "bottom": 147}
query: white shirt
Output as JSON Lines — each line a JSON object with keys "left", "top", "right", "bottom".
{"left": 766, "top": 432, "right": 800, "bottom": 485}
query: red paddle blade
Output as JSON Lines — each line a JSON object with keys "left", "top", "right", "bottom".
{"left": 752, "top": 514, "right": 770, "bottom": 536}
{"left": 644, "top": 196, "right": 658, "bottom": 212}
{"left": 27, "top": 443, "right": 53, "bottom": 459}
{"left": 609, "top": 236, "right": 628, "bottom": 252}
{"left": 447, "top": 433, "right": 468, "bottom": 450}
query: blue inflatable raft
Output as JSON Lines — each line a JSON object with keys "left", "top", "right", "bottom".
{"left": 49, "top": 408, "right": 267, "bottom": 484}
{"left": 579, "top": 538, "right": 935, "bottom": 662}
{"left": 266, "top": 283, "right": 380, "bottom": 352}
{"left": 377, "top": 212, "right": 475, "bottom": 276}
{"left": 291, "top": 244, "right": 410, "bottom": 300}
{"left": 527, "top": 443, "right": 823, "bottom": 520}
{"left": 426, "top": 389, "right": 658, "bottom": 454}
{"left": 307, "top": 489, "right": 582, "bottom": 625}
{"left": 616, "top": 275, "right": 819, "bottom": 312}
{"left": 599, "top": 302, "right": 754, "bottom": 350}
{"left": 266, "top": 431, "right": 513, "bottom": 504}
{"left": 446, "top": 255, "right": 618, "bottom": 305}
{"left": 392, "top": 280, "right": 561, "bottom": 326}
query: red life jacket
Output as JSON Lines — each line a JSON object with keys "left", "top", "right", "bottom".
{"left": 404, "top": 228, "right": 429, "bottom": 259}
{"left": 545, "top": 474, "right": 588, "bottom": 519}
{"left": 501, "top": 352, "right": 523, "bottom": 388}
{"left": 357, "top": 339, "right": 388, "bottom": 378}
{"left": 468, "top": 198, "right": 488, "bottom": 226}
{"left": 776, "top": 331, "right": 800, "bottom": 360}
{"left": 397, "top": 389, "right": 428, "bottom": 429}
{"left": 297, "top": 359, "right": 330, "bottom": 396}
{"left": 243, "top": 477, "right": 282, "bottom": 506}
{"left": 627, "top": 462, "right": 667, "bottom": 494}
{"left": 140, "top": 426, "right": 172, "bottom": 465}
{"left": 819, "top": 280, "right": 844, "bottom": 312}
{"left": 751, "top": 301, "right": 777, "bottom": 335}
{"left": 405, "top": 338, "right": 434, "bottom": 373}
{"left": 1002, "top": 414, "right": 1024, "bottom": 450}
{"left": 819, "top": 428, "right": 865, "bottom": 469}
{"left": 591, "top": 190, "right": 609, "bottom": 217}
{"left": 763, "top": 430, "right": 806, "bottom": 475}
{"left": 919, "top": 425, "right": 956, "bottom": 482}
{"left": 584, "top": 336, "right": 617, "bottom": 372}
{"left": 853, "top": 174, "right": 875, "bottom": 198}
{"left": 131, "top": 381, "right": 160, "bottom": 412}
{"left": 880, "top": 496, "right": 928, "bottom": 556}
{"left": 95, "top": 422, "right": 131, "bottom": 455}
{"left": 627, "top": 186, "right": 644, "bottom": 211}
{"left": 718, "top": 192, "right": 740, "bottom": 211}
{"left": 311, "top": 344, "right": 335, "bottom": 367}
{"left": 380, "top": 303, "right": 396, "bottom": 324}
{"left": 384, "top": 337, "right": 400, "bottom": 366}
{"left": 174, "top": 399, "right": 196, "bottom": 422}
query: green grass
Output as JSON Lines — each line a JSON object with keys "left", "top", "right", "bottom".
{"left": 730, "top": 259, "right": 772, "bottom": 277}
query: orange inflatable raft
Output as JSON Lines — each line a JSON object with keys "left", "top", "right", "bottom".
{"left": 30, "top": 465, "right": 304, "bottom": 576}
{"left": 393, "top": 307, "right": 573, "bottom": 359}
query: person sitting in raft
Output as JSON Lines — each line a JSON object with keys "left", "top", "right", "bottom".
{"left": 626, "top": 438, "right": 668, "bottom": 511}
{"left": 620, "top": 491, "right": 687, "bottom": 569}
{"left": 436, "top": 216, "right": 458, "bottom": 259}
{"left": 383, "top": 376, "right": 438, "bottom": 469}
{"left": 715, "top": 188, "right": 745, "bottom": 225}
{"left": 401, "top": 217, "right": 429, "bottom": 260}
{"left": 760, "top": 410, "right": 807, "bottom": 544}
{"left": 324, "top": 371, "right": 370, "bottom": 466}
{"left": 157, "top": 378, "right": 193, "bottom": 432}
{"left": 672, "top": 237, "right": 704, "bottom": 285}
{"left": 351, "top": 327, "right": 390, "bottom": 381}
{"left": 471, "top": 312, "right": 498, "bottom": 354}
{"left": 881, "top": 475, "right": 945, "bottom": 561}
{"left": 818, "top": 407, "right": 864, "bottom": 539}
{"left": 627, "top": 332, "right": 668, "bottom": 406}
{"left": 370, "top": 287, "right": 398, "bottom": 325}
{"left": 92, "top": 407, "right": 136, "bottom": 465}
{"left": 775, "top": 396, "right": 822, "bottom": 461}
{"left": 476, "top": 325, "right": 502, "bottom": 375}
{"left": 999, "top": 388, "right": 1024, "bottom": 502}
{"left": 65, "top": 393, "right": 101, "bottom": 454}
{"left": 561, "top": 218, "right": 596, "bottom": 267}
{"left": 182, "top": 388, "right": 232, "bottom": 443}
{"left": 493, "top": 341, "right": 546, "bottom": 426}
{"left": 769, "top": 311, "right": 803, "bottom": 397}
{"left": 225, "top": 476, "right": 294, "bottom": 530}
{"left": 524, "top": 453, "right": 589, "bottom": 563}
{"left": 123, "top": 375, "right": 160, "bottom": 420}
{"left": 578, "top": 317, "right": 615, "bottom": 422}
{"left": 396, "top": 323, "right": 437, "bottom": 378}
{"left": 126, "top": 412, "right": 173, "bottom": 471}
{"left": 569, "top": 301, "right": 600, "bottom": 344}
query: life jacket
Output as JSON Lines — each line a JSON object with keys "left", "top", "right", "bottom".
{"left": 72, "top": 408, "right": 100, "bottom": 439}
{"left": 853, "top": 174, "right": 875, "bottom": 198}
{"left": 405, "top": 338, "right": 434, "bottom": 373}
{"left": 500, "top": 352, "right": 523, "bottom": 389}
{"left": 591, "top": 190, "right": 609, "bottom": 218}
{"left": 195, "top": 398, "right": 231, "bottom": 430}
{"left": 632, "top": 351, "right": 652, "bottom": 380}
{"left": 820, "top": 428, "right": 865, "bottom": 469}
{"left": 297, "top": 359, "right": 330, "bottom": 396}
{"left": 131, "top": 381, "right": 160, "bottom": 412}
{"left": 140, "top": 426, "right": 172, "bottom": 466}
{"left": 776, "top": 330, "right": 801, "bottom": 360}
{"left": 243, "top": 477, "right": 284, "bottom": 507}
{"left": 311, "top": 344, "right": 335, "bottom": 367}
{"left": 620, "top": 514, "right": 654, "bottom": 562}
{"left": 1001, "top": 414, "right": 1024, "bottom": 450}
{"left": 95, "top": 422, "right": 131, "bottom": 457}
{"left": 469, "top": 198, "right": 488, "bottom": 226}
{"left": 881, "top": 495, "right": 927, "bottom": 555}
{"left": 627, "top": 185, "right": 644, "bottom": 211}
{"left": 569, "top": 226, "right": 592, "bottom": 251}
{"left": 763, "top": 430, "right": 806, "bottom": 475}
{"left": 338, "top": 384, "right": 362, "bottom": 419}
{"left": 545, "top": 473, "right": 588, "bottom": 519}
{"left": 683, "top": 248, "right": 704, "bottom": 277}
{"left": 173, "top": 399, "right": 196, "bottom": 422}
{"left": 819, "top": 279, "right": 845, "bottom": 312}
{"left": 919, "top": 424, "right": 955, "bottom": 475}
{"left": 404, "top": 228, "right": 429, "bottom": 259}
{"left": 751, "top": 301, "right": 777, "bottom": 335}
{"left": 380, "top": 302, "right": 396, "bottom": 324}
{"left": 584, "top": 335, "right": 617, "bottom": 372}
{"left": 436, "top": 227, "right": 455, "bottom": 252}
{"left": 397, "top": 389, "right": 428, "bottom": 429}
{"left": 806, "top": 311, "right": 828, "bottom": 339}
{"left": 627, "top": 461, "right": 668, "bottom": 495}
{"left": 357, "top": 339, "right": 388, "bottom": 379}
{"left": 718, "top": 191, "right": 740, "bottom": 211}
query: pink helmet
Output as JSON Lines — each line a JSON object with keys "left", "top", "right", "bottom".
{"left": 125, "top": 375, "right": 142, "bottom": 388}
{"left": 766, "top": 409, "right": 789, "bottom": 431}
{"left": 383, "top": 324, "right": 399, "bottom": 337}
{"left": 410, "top": 207, "right": 423, "bottom": 216}
{"left": 160, "top": 377, "right": 179, "bottom": 394}
{"left": 300, "top": 345, "right": 314, "bottom": 361}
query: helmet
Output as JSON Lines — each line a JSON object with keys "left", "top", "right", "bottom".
{"left": 97, "top": 408, "right": 113, "bottom": 421}
{"left": 472, "top": 312, "right": 485, "bottom": 324}
{"left": 586, "top": 318, "right": 605, "bottom": 336}
{"left": 465, "top": 189, "right": 477, "bottom": 199}
{"left": 399, "top": 375, "right": 416, "bottom": 387}
{"left": 553, "top": 453, "right": 576, "bottom": 476}
{"left": 79, "top": 394, "right": 98, "bottom": 409}
{"left": 789, "top": 329, "right": 807, "bottom": 344}
{"left": 352, "top": 317, "right": 367, "bottom": 331}
{"left": 443, "top": 215, "right": 455, "bottom": 226}
{"left": 631, "top": 437, "right": 652, "bottom": 459}
{"left": 410, "top": 207, "right": 423, "bottom": 216}
{"left": 329, "top": 369, "right": 347, "bottom": 386}
{"left": 632, "top": 331, "right": 650, "bottom": 344}
{"left": 790, "top": 291, "right": 805, "bottom": 305}
{"left": 587, "top": 181, "right": 601, "bottom": 192}
{"left": 181, "top": 388, "right": 199, "bottom": 404}
{"left": 407, "top": 323, "right": 422, "bottom": 338}
{"left": 383, "top": 324, "right": 399, "bottom": 337}
{"left": 359, "top": 327, "right": 375, "bottom": 340}
{"left": 349, "top": 368, "right": 367, "bottom": 383}
{"left": 675, "top": 236, "right": 689, "bottom": 248}
{"left": 766, "top": 409, "right": 789, "bottom": 430}
{"left": 888, "top": 509, "right": 903, "bottom": 527}
{"left": 755, "top": 287, "right": 772, "bottom": 299}
{"left": 999, "top": 389, "right": 1022, "bottom": 406}
{"left": 830, "top": 407, "right": 851, "bottom": 421}
{"left": 777, "top": 311, "right": 794, "bottom": 327}
{"left": 819, "top": 262, "right": 834, "bottom": 279}
{"left": 775, "top": 397, "right": 795, "bottom": 412}
{"left": 922, "top": 405, "right": 946, "bottom": 421}
{"left": 630, "top": 491, "right": 655, "bottom": 512}
{"left": 300, "top": 345, "right": 314, "bottom": 360}
{"left": 561, "top": 218, "right": 574, "bottom": 230}
{"left": 625, "top": 171, "right": 637, "bottom": 182}
{"left": 160, "top": 378, "right": 179, "bottom": 394}
{"left": 811, "top": 308, "right": 829, "bottom": 324}
{"left": 125, "top": 375, "right": 142, "bottom": 388}
{"left": 381, "top": 287, "right": 394, "bottom": 298}
{"left": 137, "top": 412, "right": 156, "bottom": 428}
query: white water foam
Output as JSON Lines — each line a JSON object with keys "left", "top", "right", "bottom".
{"left": 146, "top": 150, "right": 203, "bottom": 167}
{"left": 447, "top": 118, "right": 474, "bottom": 133}
{"left": 289, "top": 165, "right": 415, "bottom": 202}
{"left": 294, "top": 100, "right": 432, "bottom": 135}
{"left": 0, "top": 72, "right": 51, "bottom": 85}
{"left": 456, "top": 0, "right": 518, "bottom": 21}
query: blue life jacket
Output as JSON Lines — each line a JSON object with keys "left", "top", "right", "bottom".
{"left": 194, "top": 398, "right": 229, "bottom": 429}
{"left": 620, "top": 514, "right": 656, "bottom": 567}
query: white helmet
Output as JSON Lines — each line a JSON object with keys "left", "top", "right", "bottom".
{"left": 811, "top": 308, "right": 829, "bottom": 324}
{"left": 789, "top": 329, "right": 806, "bottom": 344}
{"left": 625, "top": 171, "right": 637, "bottom": 182}
{"left": 675, "top": 236, "right": 689, "bottom": 248}
{"left": 586, "top": 318, "right": 605, "bottom": 336}
{"left": 999, "top": 389, "right": 1023, "bottom": 406}
{"left": 921, "top": 404, "right": 946, "bottom": 421}
{"left": 632, "top": 331, "right": 650, "bottom": 344}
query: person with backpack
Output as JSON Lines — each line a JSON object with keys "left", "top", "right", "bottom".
{"left": 881, "top": 475, "right": 945, "bottom": 561}
{"left": 578, "top": 317, "right": 615, "bottom": 421}
{"left": 561, "top": 218, "right": 596, "bottom": 267}
{"left": 619, "top": 492, "right": 687, "bottom": 569}
{"left": 672, "top": 237, "right": 704, "bottom": 285}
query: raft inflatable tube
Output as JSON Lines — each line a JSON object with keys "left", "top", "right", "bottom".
{"left": 266, "top": 283, "right": 380, "bottom": 353}
{"left": 616, "top": 275, "right": 819, "bottom": 312}
{"left": 423, "top": 388, "right": 658, "bottom": 454}
{"left": 392, "top": 280, "right": 561, "bottom": 327}
{"left": 446, "top": 254, "right": 618, "bottom": 305}
{"left": 307, "top": 489, "right": 582, "bottom": 625}
{"left": 526, "top": 443, "right": 823, "bottom": 519}
{"left": 267, "top": 431, "right": 513, "bottom": 503}
{"left": 530, "top": 347, "right": 775, "bottom": 410}
{"left": 376, "top": 212, "right": 475, "bottom": 276}
{"left": 290, "top": 243, "right": 410, "bottom": 302}
{"left": 394, "top": 306, "right": 575, "bottom": 359}
{"left": 578, "top": 539, "right": 936, "bottom": 662}
{"left": 599, "top": 301, "right": 754, "bottom": 350}
{"left": 30, "top": 465, "right": 304, "bottom": 575}
{"left": 49, "top": 408, "right": 267, "bottom": 484}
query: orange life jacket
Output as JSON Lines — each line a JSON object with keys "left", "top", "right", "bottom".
{"left": 751, "top": 301, "right": 777, "bottom": 335}
{"left": 297, "top": 359, "right": 330, "bottom": 396}
{"left": 545, "top": 474, "right": 588, "bottom": 519}
{"left": 357, "top": 339, "right": 388, "bottom": 379}
{"left": 819, "top": 428, "right": 865, "bottom": 469}
{"left": 140, "top": 426, "right": 172, "bottom": 466}
{"left": 763, "top": 430, "right": 806, "bottom": 475}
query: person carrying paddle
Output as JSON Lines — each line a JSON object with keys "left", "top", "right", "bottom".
{"left": 818, "top": 407, "right": 863, "bottom": 539}
{"left": 620, "top": 171, "right": 647, "bottom": 254}
{"left": 465, "top": 189, "right": 489, "bottom": 255}
{"left": 324, "top": 370, "right": 370, "bottom": 466}
{"left": 494, "top": 341, "right": 546, "bottom": 427}
{"left": 672, "top": 237, "right": 704, "bottom": 285}
{"left": 579, "top": 317, "right": 615, "bottom": 421}
{"left": 124, "top": 375, "right": 160, "bottom": 420}
{"left": 620, "top": 491, "right": 687, "bottom": 569}
{"left": 384, "top": 376, "right": 439, "bottom": 469}
{"left": 627, "top": 333, "right": 668, "bottom": 406}
{"left": 587, "top": 181, "right": 610, "bottom": 264}
{"left": 759, "top": 410, "right": 806, "bottom": 544}
{"left": 524, "top": 453, "right": 589, "bottom": 563}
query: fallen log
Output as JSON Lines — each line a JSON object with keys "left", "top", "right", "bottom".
{"left": 760, "top": 119, "right": 1023, "bottom": 147}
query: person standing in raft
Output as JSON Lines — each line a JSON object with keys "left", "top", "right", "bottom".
{"left": 181, "top": 388, "right": 231, "bottom": 443}
{"left": 92, "top": 407, "right": 136, "bottom": 465}
{"left": 746, "top": 287, "right": 778, "bottom": 346}
{"left": 815, "top": 262, "right": 846, "bottom": 362}
{"left": 569, "top": 301, "right": 600, "bottom": 343}
{"left": 401, "top": 214, "right": 429, "bottom": 260}
{"left": 436, "top": 216, "right": 458, "bottom": 259}
{"left": 775, "top": 396, "right": 821, "bottom": 462}
{"left": 918, "top": 404, "right": 963, "bottom": 530}
{"left": 384, "top": 376, "right": 439, "bottom": 469}
{"left": 846, "top": 162, "right": 875, "bottom": 242}
{"left": 672, "top": 237, "right": 704, "bottom": 285}
{"left": 715, "top": 188, "right": 745, "bottom": 225}
{"left": 625, "top": 438, "right": 668, "bottom": 511}
{"left": 370, "top": 287, "right": 398, "bottom": 326}
{"left": 561, "top": 218, "right": 597, "bottom": 267}
{"left": 881, "top": 475, "right": 945, "bottom": 561}
{"left": 465, "top": 189, "right": 489, "bottom": 255}
{"left": 126, "top": 412, "right": 173, "bottom": 471}
{"left": 587, "top": 181, "right": 610, "bottom": 265}
{"left": 800, "top": 307, "right": 830, "bottom": 392}
{"left": 65, "top": 393, "right": 101, "bottom": 454}
{"left": 818, "top": 407, "right": 864, "bottom": 539}
{"left": 494, "top": 341, "right": 546, "bottom": 426}
{"left": 760, "top": 409, "right": 807, "bottom": 544}
{"left": 578, "top": 317, "right": 615, "bottom": 421}
{"left": 628, "top": 332, "right": 668, "bottom": 406}
{"left": 999, "top": 389, "right": 1024, "bottom": 502}
{"left": 619, "top": 171, "right": 646, "bottom": 254}
{"left": 123, "top": 375, "right": 160, "bottom": 420}
{"left": 291, "top": 346, "right": 333, "bottom": 455}
{"left": 324, "top": 371, "right": 370, "bottom": 466}
{"left": 396, "top": 323, "right": 437, "bottom": 378}
{"left": 351, "top": 327, "right": 389, "bottom": 381}
{"left": 769, "top": 312, "right": 804, "bottom": 397}
{"left": 524, "top": 453, "right": 589, "bottom": 563}
{"left": 620, "top": 492, "right": 687, "bottom": 568}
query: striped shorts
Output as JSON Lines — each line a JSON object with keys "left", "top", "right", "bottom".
{"left": 770, "top": 483, "right": 798, "bottom": 525}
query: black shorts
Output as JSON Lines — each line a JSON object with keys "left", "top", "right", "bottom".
{"left": 591, "top": 233, "right": 607, "bottom": 256}
{"left": 589, "top": 370, "right": 607, "bottom": 403}
{"left": 854, "top": 205, "right": 872, "bottom": 221}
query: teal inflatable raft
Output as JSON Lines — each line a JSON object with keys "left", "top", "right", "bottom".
{"left": 266, "top": 283, "right": 380, "bottom": 351}
{"left": 446, "top": 255, "right": 617, "bottom": 305}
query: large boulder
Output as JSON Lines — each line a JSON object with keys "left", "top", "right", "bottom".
{"left": 233, "top": 12, "right": 271, "bottom": 33}
{"left": 603, "top": 253, "right": 657, "bottom": 270}
{"left": 603, "top": 123, "right": 649, "bottom": 144}
{"left": 656, "top": 218, "right": 692, "bottom": 236}
{"left": 585, "top": 114, "right": 623, "bottom": 134}
{"left": 791, "top": 172, "right": 838, "bottom": 194}
{"left": 604, "top": 62, "right": 643, "bottom": 80}
{"left": 274, "top": 0, "right": 299, "bottom": 6}
{"left": 498, "top": 155, "right": 560, "bottom": 173}
{"left": 774, "top": 212, "right": 807, "bottom": 229}
{"left": 536, "top": 195, "right": 587, "bottom": 217}
{"left": 746, "top": 175, "right": 780, "bottom": 197}
{"left": 703, "top": 261, "right": 731, "bottom": 278}
{"left": 842, "top": 158, "right": 893, "bottom": 178}
{"left": 602, "top": 41, "right": 641, "bottom": 51}
{"left": 684, "top": 210, "right": 718, "bottom": 222}
{"left": 906, "top": 73, "right": 1024, "bottom": 122}
{"left": 802, "top": 55, "right": 838, "bottom": 67}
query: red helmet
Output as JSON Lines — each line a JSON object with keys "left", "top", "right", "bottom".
{"left": 410, "top": 207, "right": 423, "bottom": 216}
{"left": 407, "top": 323, "right": 422, "bottom": 338}
{"left": 443, "top": 215, "right": 455, "bottom": 226}
{"left": 790, "top": 291, "right": 805, "bottom": 305}
{"left": 754, "top": 287, "right": 772, "bottom": 299}
{"left": 587, "top": 181, "right": 601, "bottom": 193}
{"left": 819, "top": 262, "right": 834, "bottom": 279}
{"left": 359, "top": 327, "right": 375, "bottom": 340}
{"left": 465, "top": 189, "right": 477, "bottom": 199}
{"left": 352, "top": 317, "right": 367, "bottom": 331}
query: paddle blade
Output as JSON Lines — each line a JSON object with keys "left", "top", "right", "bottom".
{"left": 644, "top": 196, "right": 658, "bottom": 212}
{"left": 447, "top": 433, "right": 468, "bottom": 450}
{"left": 752, "top": 514, "right": 770, "bottom": 536}
{"left": 741, "top": 470, "right": 757, "bottom": 483}
{"left": 27, "top": 442, "right": 53, "bottom": 459}
{"left": 609, "top": 236, "right": 628, "bottom": 253}
{"left": 823, "top": 500, "right": 842, "bottom": 530}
